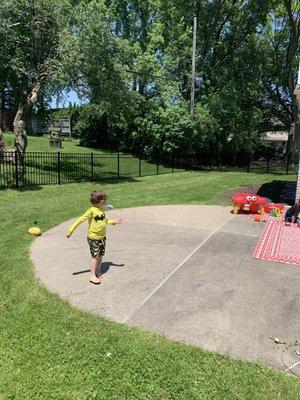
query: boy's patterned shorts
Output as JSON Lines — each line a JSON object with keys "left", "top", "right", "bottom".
{"left": 87, "top": 237, "right": 106, "bottom": 258}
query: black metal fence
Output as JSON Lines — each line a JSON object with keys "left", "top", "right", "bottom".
{"left": 0, "top": 151, "right": 297, "bottom": 189}
{"left": 0, "top": 151, "right": 183, "bottom": 189}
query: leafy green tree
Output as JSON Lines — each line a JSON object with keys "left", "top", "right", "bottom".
{"left": 1, "top": 0, "right": 297, "bottom": 167}
{"left": 0, "top": 0, "right": 74, "bottom": 154}
{"left": 261, "top": 0, "right": 300, "bottom": 157}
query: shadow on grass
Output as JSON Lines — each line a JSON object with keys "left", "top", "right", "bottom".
{"left": 74, "top": 143, "right": 117, "bottom": 154}
{"left": 0, "top": 175, "right": 141, "bottom": 191}
{"left": 93, "top": 176, "right": 140, "bottom": 184}
{"left": 0, "top": 182, "right": 44, "bottom": 192}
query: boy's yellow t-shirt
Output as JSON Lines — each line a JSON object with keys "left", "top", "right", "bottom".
{"left": 68, "top": 207, "right": 115, "bottom": 240}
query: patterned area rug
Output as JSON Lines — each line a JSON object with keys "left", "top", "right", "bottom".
{"left": 252, "top": 219, "right": 300, "bottom": 266}
{"left": 245, "top": 213, "right": 283, "bottom": 222}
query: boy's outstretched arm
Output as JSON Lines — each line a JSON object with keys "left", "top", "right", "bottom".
{"left": 106, "top": 218, "right": 123, "bottom": 225}
{"left": 65, "top": 209, "right": 92, "bottom": 237}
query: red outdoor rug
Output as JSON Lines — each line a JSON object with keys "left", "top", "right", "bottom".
{"left": 245, "top": 210, "right": 285, "bottom": 222}
{"left": 245, "top": 214, "right": 283, "bottom": 222}
{"left": 252, "top": 219, "right": 300, "bottom": 266}
{"left": 245, "top": 214, "right": 269, "bottom": 221}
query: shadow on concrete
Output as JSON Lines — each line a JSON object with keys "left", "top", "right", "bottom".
{"left": 99, "top": 261, "right": 125, "bottom": 274}
{"left": 72, "top": 261, "right": 124, "bottom": 276}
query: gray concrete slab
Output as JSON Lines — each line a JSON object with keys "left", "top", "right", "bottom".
{"left": 30, "top": 205, "right": 300, "bottom": 374}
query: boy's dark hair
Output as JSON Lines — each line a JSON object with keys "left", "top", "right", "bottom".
{"left": 90, "top": 190, "right": 107, "bottom": 205}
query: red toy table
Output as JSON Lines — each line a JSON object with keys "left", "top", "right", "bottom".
{"left": 263, "top": 203, "right": 285, "bottom": 213}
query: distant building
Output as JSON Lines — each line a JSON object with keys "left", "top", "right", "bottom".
{"left": 24, "top": 113, "right": 49, "bottom": 134}
{"left": 0, "top": 86, "right": 14, "bottom": 131}
{"left": 262, "top": 130, "right": 288, "bottom": 146}
{"left": 261, "top": 118, "right": 290, "bottom": 153}
{"left": 0, "top": 109, "right": 14, "bottom": 132}
{"left": 0, "top": 107, "right": 72, "bottom": 137}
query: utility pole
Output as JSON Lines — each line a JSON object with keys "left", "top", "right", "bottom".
{"left": 294, "top": 60, "right": 300, "bottom": 201}
{"left": 188, "top": 15, "right": 197, "bottom": 161}
{"left": 190, "top": 15, "right": 197, "bottom": 119}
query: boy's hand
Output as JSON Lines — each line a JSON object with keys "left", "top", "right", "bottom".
{"left": 114, "top": 218, "right": 123, "bottom": 224}
{"left": 66, "top": 230, "right": 72, "bottom": 238}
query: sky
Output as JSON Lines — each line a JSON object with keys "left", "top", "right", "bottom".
{"left": 50, "top": 90, "right": 88, "bottom": 109}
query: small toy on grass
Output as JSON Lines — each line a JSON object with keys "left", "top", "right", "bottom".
{"left": 28, "top": 221, "right": 41, "bottom": 236}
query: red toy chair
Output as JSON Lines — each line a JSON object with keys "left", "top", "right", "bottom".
{"left": 231, "top": 193, "right": 267, "bottom": 215}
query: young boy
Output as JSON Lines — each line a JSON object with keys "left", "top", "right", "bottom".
{"left": 66, "top": 190, "right": 122, "bottom": 284}
{"left": 284, "top": 198, "right": 300, "bottom": 225}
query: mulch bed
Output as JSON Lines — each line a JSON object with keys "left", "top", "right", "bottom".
{"left": 218, "top": 185, "right": 261, "bottom": 204}
{"left": 219, "top": 181, "right": 296, "bottom": 205}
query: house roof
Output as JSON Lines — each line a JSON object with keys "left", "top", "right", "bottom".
{"left": 262, "top": 131, "right": 288, "bottom": 142}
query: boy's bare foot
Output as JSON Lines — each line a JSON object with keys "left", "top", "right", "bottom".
{"left": 90, "top": 276, "right": 101, "bottom": 285}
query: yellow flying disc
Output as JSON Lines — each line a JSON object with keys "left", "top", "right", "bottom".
{"left": 28, "top": 226, "right": 41, "bottom": 236}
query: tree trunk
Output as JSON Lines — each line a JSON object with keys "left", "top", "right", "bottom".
{"left": 285, "top": 123, "right": 295, "bottom": 162}
{"left": 282, "top": 1, "right": 300, "bottom": 165}
{"left": 13, "top": 102, "right": 28, "bottom": 154}
{"left": 13, "top": 80, "right": 43, "bottom": 155}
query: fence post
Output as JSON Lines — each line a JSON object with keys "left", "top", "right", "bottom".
{"left": 139, "top": 156, "right": 141, "bottom": 177}
{"left": 91, "top": 153, "right": 94, "bottom": 181}
{"left": 218, "top": 145, "right": 223, "bottom": 172}
{"left": 219, "top": 155, "right": 223, "bottom": 172}
{"left": 117, "top": 153, "right": 120, "bottom": 179}
{"left": 266, "top": 152, "right": 270, "bottom": 173}
{"left": 285, "top": 153, "right": 290, "bottom": 175}
{"left": 156, "top": 153, "right": 159, "bottom": 175}
{"left": 247, "top": 153, "right": 251, "bottom": 173}
{"left": 57, "top": 152, "right": 61, "bottom": 185}
{"left": 14, "top": 151, "right": 19, "bottom": 189}
{"left": 172, "top": 153, "right": 174, "bottom": 173}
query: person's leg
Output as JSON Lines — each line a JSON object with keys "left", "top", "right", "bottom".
{"left": 90, "top": 257, "right": 101, "bottom": 284}
{"left": 87, "top": 237, "right": 101, "bottom": 284}
{"left": 96, "top": 256, "right": 103, "bottom": 278}
{"left": 96, "top": 237, "right": 106, "bottom": 278}
{"left": 284, "top": 215, "right": 292, "bottom": 225}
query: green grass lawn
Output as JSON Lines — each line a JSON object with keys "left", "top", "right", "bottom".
{"left": 0, "top": 171, "right": 299, "bottom": 399}
{"left": 4, "top": 132, "right": 113, "bottom": 154}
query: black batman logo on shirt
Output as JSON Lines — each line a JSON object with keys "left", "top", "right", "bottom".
{"left": 94, "top": 214, "right": 105, "bottom": 222}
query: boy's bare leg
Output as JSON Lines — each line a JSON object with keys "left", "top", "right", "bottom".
{"left": 90, "top": 257, "right": 101, "bottom": 284}
{"left": 96, "top": 256, "right": 103, "bottom": 278}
